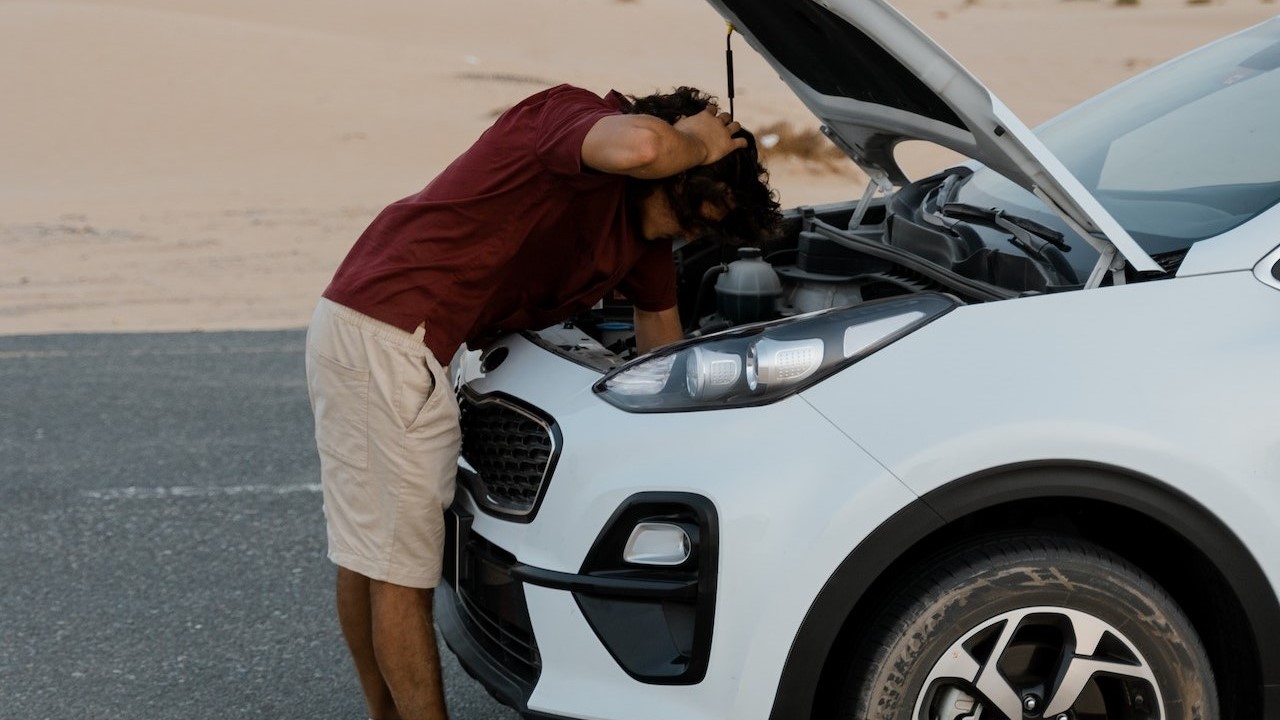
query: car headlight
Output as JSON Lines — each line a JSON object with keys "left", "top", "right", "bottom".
{"left": 595, "top": 293, "right": 957, "bottom": 412}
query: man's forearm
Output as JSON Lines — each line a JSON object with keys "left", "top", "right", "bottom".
{"left": 633, "top": 306, "right": 683, "bottom": 353}
{"left": 582, "top": 107, "right": 745, "bottom": 179}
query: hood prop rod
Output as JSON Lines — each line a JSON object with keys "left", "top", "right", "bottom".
{"left": 725, "top": 23, "right": 735, "bottom": 120}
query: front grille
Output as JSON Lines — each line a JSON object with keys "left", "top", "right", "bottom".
{"left": 458, "top": 389, "right": 560, "bottom": 520}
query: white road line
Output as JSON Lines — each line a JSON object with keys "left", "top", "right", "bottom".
{"left": 0, "top": 344, "right": 303, "bottom": 361}
{"left": 83, "top": 482, "right": 321, "bottom": 500}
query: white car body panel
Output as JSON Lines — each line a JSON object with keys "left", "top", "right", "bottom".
{"left": 460, "top": 265, "right": 1280, "bottom": 720}
{"left": 803, "top": 270, "right": 1280, "bottom": 590}
{"left": 460, "top": 335, "right": 924, "bottom": 720}
{"left": 1178, "top": 202, "right": 1280, "bottom": 276}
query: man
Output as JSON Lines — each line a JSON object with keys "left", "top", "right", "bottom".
{"left": 304, "top": 83, "right": 779, "bottom": 720}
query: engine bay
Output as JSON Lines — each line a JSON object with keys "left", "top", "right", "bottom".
{"left": 538, "top": 167, "right": 1180, "bottom": 366}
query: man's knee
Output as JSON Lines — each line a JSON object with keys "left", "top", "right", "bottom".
{"left": 369, "top": 579, "right": 434, "bottom": 613}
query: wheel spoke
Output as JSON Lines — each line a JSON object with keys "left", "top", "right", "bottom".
{"left": 918, "top": 606, "right": 1164, "bottom": 720}
{"left": 972, "top": 617, "right": 1031, "bottom": 720}
{"left": 917, "top": 615, "right": 1024, "bottom": 720}
{"left": 1042, "top": 609, "right": 1161, "bottom": 716}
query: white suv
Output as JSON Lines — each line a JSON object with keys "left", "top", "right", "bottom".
{"left": 438, "top": 2, "right": 1280, "bottom": 719}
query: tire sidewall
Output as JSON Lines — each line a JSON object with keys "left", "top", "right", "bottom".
{"left": 858, "top": 544, "right": 1214, "bottom": 720}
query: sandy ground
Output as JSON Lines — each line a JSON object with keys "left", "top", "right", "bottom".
{"left": 1, "top": 0, "right": 1276, "bottom": 335}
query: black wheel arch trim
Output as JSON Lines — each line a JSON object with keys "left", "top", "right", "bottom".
{"left": 766, "top": 460, "right": 1280, "bottom": 720}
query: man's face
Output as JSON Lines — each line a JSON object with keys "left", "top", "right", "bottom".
{"left": 640, "top": 193, "right": 731, "bottom": 243}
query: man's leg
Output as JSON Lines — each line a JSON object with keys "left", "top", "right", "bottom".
{"left": 307, "top": 301, "right": 458, "bottom": 720}
{"left": 370, "top": 580, "right": 448, "bottom": 720}
{"left": 336, "top": 567, "right": 400, "bottom": 720}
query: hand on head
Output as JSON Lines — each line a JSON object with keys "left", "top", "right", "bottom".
{"left": 674, "top": 103, "right": 747, "bottom": 165}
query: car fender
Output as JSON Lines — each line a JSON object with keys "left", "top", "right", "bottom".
{"left": 765, "top": 461, "right": 1280, "bottom": 720}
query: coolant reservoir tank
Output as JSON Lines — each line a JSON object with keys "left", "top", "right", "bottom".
{"left": 715, "top": 247, "right": 782, "bottom": 324}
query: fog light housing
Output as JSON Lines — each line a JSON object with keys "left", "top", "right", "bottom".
{"left": 624, "top": 522, "right": 692, "bottom": 566}
{"left": 575, "top": 493, "right": 718, "bottom": 684}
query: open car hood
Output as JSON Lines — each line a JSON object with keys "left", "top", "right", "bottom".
{"left": 708, "top": 0, "right": 1161, "bottom": 273}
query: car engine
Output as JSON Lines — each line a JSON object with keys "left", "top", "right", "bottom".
{"left": 531, "top": 165, "right": 1168, "bottom": 367}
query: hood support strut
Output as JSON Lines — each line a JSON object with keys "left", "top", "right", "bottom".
{"left": 1031, "top": 187, "right": 1127, "bottom": 288}
{"left": 820, "top": 124, "right": 893, "bottom": 232}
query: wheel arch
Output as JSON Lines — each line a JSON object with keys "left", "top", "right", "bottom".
{"left": 766, "top": 460, "right": 1280, "bottom": 720}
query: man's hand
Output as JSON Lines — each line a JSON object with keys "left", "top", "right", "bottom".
{"left": 672, "top": 104, "right": 745, "bottom": 166}
{"left": 583, "top": 105, "right": 747, "bottom": 180}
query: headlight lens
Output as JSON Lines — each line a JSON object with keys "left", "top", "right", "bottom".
{"left": 747, "top": 337, "right": 824, "bottom": 391}
{"left": 685, "top": 347, "right": 741, "bottom": 399}
{"left": 595, "top": 293, "right": 957, "bottom": 412}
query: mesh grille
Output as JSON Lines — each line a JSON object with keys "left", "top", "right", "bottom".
{"left": 458, "top": 392, "right": 557, "bottom": 518}
{"left": 452, "top": 537, "right": 540, "bottom": 681}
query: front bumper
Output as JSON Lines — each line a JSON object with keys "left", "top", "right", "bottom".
{"left": 439, "top": 492, "right": 720, "bottom": 711}
{"left": 438, "top": 505, "right": 539, "bottom": 704}
{"left": 436, "top": 573, "right": 535, "bottom": 711}
{"left": 438, "top": 333, "right": 918, "bottom": 720}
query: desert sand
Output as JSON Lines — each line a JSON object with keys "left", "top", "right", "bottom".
{"left": 1, "top": 0, "right": 1275, "bottom": 336}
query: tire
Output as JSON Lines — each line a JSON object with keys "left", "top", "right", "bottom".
{"left": 843, "top": 535, "right": 1217, "bottom": 720}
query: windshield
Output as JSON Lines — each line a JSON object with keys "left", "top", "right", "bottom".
{"left": 957, "top": 18, "right": 1280, "bottom": 259}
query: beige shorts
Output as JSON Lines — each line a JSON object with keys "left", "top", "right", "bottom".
{"left": 304, "top": 298, "right": 460, "bottom": 588}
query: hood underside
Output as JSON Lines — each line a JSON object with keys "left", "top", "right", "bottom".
{"left": 707, "top": 0, "right": 1160, "bottom": 273}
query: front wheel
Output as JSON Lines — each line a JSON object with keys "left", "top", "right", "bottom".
{"left": 844, "top": 536, "right": 1216, "bottom": 720}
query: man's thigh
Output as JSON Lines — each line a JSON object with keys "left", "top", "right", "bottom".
{"left": 306, "top": 299, "right": 460, "bottom": 588}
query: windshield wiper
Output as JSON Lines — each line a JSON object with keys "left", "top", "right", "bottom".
{"left": 941, "top": 202, "right": 1072, "bottom": 254}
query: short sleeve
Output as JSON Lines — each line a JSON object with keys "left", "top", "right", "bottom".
{"left": 616, "top": 240, "right": 678, "bottom": 312}
{"left": 534, "top": 85, "right": 620, "bottom": 177}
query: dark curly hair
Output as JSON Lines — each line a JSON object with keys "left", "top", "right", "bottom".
{"left": 624, "top": 87, "right": 782, "bottom": 246}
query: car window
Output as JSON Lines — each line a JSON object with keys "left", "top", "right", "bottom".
{"left": 1099, "top": 70, "right": 1280, "bottom": 191}
{"left": 960, "top": 19, "right": 1280, "bottom": 250}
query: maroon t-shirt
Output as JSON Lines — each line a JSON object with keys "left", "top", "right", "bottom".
{"left": 323, "top": 84, "right": 677, "bottom": 361}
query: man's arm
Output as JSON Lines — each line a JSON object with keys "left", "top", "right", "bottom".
{"left": 582, "top": 105, "right": 745, "bottom": 179}
{"left": 633, "top": 306, "right": 683, "bottom": 354}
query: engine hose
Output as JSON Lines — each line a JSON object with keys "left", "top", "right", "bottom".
{"left": 688, "top": 263, "right": 728, "bottom": 333}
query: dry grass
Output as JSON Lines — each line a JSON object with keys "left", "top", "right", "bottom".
{"left": 754, "top": 121, "right": 850, "bottom": 173}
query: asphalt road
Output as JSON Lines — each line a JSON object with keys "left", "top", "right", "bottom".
{"left": 0, "top": 330, "right": 518, "bottom": 720}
